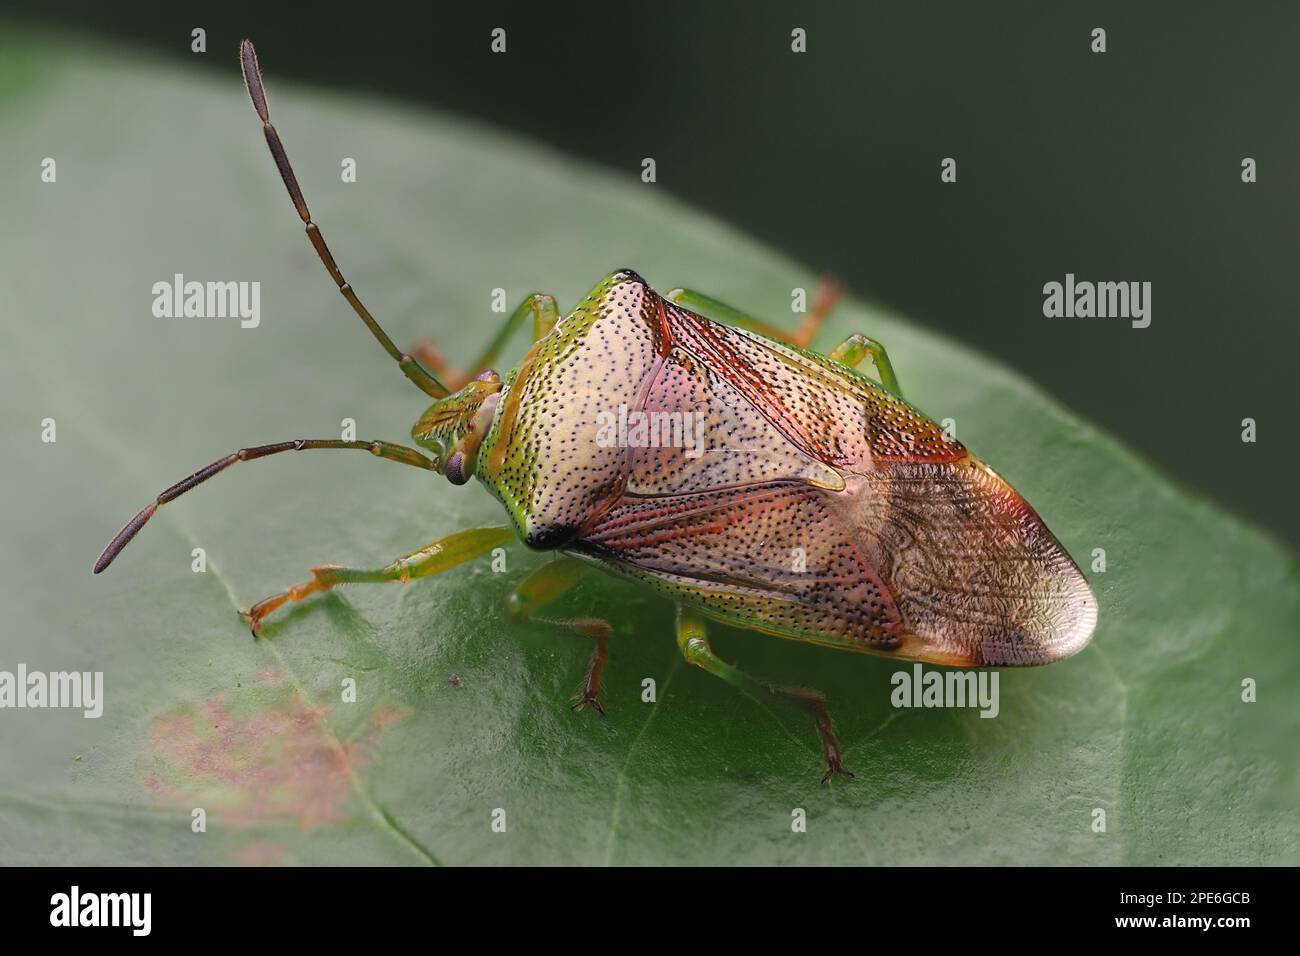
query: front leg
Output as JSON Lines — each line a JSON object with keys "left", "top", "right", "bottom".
{"left": 410, "top": 292, "right": 561, "bottom": 390}
{"left": 241, "top": 525, "right": 515, "bottom": 635}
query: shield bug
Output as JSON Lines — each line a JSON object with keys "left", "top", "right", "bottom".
{"left": 94, "top": 40, "right": 1097, "bottom": 782}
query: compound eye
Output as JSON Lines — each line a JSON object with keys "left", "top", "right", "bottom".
{"left": 444, "top": 451, "right": 470, "bottom": 485}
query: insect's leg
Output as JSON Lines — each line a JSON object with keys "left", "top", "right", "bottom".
{"left": 410, "top": 293, "right": 561, "bottom": 391}
{"left": 242, "top": 525, "right": 515, "bottom": 635}
{"left": 94, "top": 438, "right": 439, "bottom": 573}
{"left": 239, "top": 41, "right": 449, "bottom": 399}
{"left": 466, "top": 293, "right": 561, "bottom": 377}
{"left": 675, "top": 607, "right": 853, "bottom": 784}
{"left": 666, "top": 277, "right": 841, "bottom": 349}
{"left": 504, "top": 557, "right": 612, "bottom": 714}
{"left": 827, "top": 333, "right": 903, "bottom": 399}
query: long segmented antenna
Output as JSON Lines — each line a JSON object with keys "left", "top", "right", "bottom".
{"left": 93, "top": 439, "right": 437, "bottom": 573}
{"left": 239, "top": 39, "right": 449, "bottom": 399}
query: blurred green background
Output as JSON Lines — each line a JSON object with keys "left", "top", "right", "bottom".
{"left": 9, "top": 0, "right": 1299, "bottom": 547}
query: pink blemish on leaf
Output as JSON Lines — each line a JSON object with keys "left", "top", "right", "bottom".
{"left": 369, "top": 706, "right": 409, "bottom": 731}
{"left": 233, "top": 840, "right": 292, "bottom": 867}
{"left": 142, "top": 688, "right": 403, "bottom": 833}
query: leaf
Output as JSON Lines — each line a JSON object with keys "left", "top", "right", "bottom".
{"left": 1, "top": 27, "right": 1296, "bottom": 865}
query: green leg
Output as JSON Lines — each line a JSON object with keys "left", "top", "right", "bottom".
{"left": 241, "top": 525, "right": 515, "bottom": 635}
{"left": 411, "top": 293, "right": 561, "bottom": 390}
{"left": 505, "top": 557, "right": 612, "bottom": 714}
{"left": 666, "top": 277, "right": 841, "bottom": 349}
{"left": 827, "top": 333, "right": 903, "bottom": 398}
{"left": 675, "top": 607, "right": 853, "bottom": 784}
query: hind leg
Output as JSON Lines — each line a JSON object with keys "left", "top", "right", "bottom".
{"left": 827, "top": 333, "right": 903, "bottom": 398}
{"left": 675, "top": 607, "right": 852, "bottom": 783}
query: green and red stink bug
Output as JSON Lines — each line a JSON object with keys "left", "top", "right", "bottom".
{"left": 94, "top": 41, "right": 1097, "bottom": 782}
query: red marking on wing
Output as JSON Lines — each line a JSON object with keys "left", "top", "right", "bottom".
{"left": 652, "top": 294, "right": 674, "bottom": 356}
{"left": 674, "top": 310, "right": 845, "bottom": 461}
{"left": 665, "top": 303, "right": 965, "bottom": 466}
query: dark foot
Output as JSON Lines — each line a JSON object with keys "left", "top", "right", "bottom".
{"left": 571, "top": 694, "right": 605, "bottom": 716}
{"left": 820, "top": 758, "right": 855, "bottom": 785}
{"left": 238, "top": 608, "right": 262, "bottom": 639}
{"left": 813, "top": 707, "right": 851, "bottom": 784}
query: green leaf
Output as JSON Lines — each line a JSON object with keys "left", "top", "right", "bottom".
{"left": 1, "top": 27, "right": 1295, "bottom": 865}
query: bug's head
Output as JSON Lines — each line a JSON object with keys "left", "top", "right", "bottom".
{"left": 411, "top": 370, "right": 504, "bottom": 484}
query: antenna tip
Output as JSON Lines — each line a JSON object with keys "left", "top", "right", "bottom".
{"left": 93, "top": 502, "right": 157, "bottom": 575}
{"left": 239, "top": 39, "right": 269, "bottom": 121}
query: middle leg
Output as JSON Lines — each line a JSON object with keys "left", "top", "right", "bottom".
{"left": 505, "top": 557, "right": 613, "bottom": 714}
{"left": 666, "top": 277, "right": 842, "bottom": 349}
